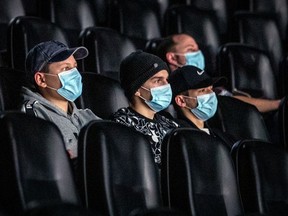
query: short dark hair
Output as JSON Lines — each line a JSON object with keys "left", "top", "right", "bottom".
{"left": 156, "top": 36, "right": 176, "bottom": 64}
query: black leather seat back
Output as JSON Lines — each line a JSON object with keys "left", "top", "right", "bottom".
{"left": 78, "top": 120, "right": 162, "bottom": 216}
{"left": 161, "top": 128, "right": 244, "bottom": 216}
{"left": 79, "top": 27, "right": 137, "bottom": 79}
{"left": 8, "top": 16, "right": 69, "bottom": 72}
{"left": 231, "top": 139, "right": 288, "bottom": 215}
{"left": 264, "top": 96, "right": 288, "bottom": 150}
{"left": 0, "top": 0, "right": 25, "bottom": 53}
{"left": 249, "top": 0, "right": 288, "bottom": 41}
{"left": 218, "top": 43, "right": 279, "bottom": 99}
{"left": 208, "top": 96, "right": 271, "bottom": 142}
{"left": 164, "top": 5, "right": 221, "bottom": 50}
{"left": 233, "top": 12, "right": 284, "bottom": 73}
{"left": 0, "top": 67, "right": 28, "bottom": 112}
{"left": 75, "top": 72, "right": 128, "bottom": 119}
{"left": 110, "top": 0, "right": 162, "bottom": 46}
{"left": 0, "top": 112, "right": 80, "bottom": 215}
{"left": 39, "top": 0, "right": 97, "bottom": 46}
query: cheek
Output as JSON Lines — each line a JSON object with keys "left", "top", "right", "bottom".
{"left": 176, "top": 55, "right": 186, "bottom": 64}
{"left": 139, "top": 89, "right": 152, "bottom": 100}
{"left": 47, "top": 76, "right": 61, "bottom": 88}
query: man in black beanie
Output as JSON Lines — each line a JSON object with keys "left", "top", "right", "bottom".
{"left": 111, "top": 50, "right": 179, "bottom": 168}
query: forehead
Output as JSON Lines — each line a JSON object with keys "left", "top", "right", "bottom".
{"left": 146, "top": 69, "right": 169, "bottom": 81}
{"left": 172, "top": 34, "right": 197, "bottom": 51}
{"left": 48, "top": 55, "right": 77, "bottom": 67}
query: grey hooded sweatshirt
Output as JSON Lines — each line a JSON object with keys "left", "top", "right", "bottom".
{"left": 20, "top": 86, "right": 101, "bottom": 158}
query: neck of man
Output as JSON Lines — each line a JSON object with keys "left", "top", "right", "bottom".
{"left": 182, "top": 108, "right": 205, "bottom": 129}
{"left": 130, "top": 98, "right": 156, "bottom": 120}
{"left": 42, "top": 93, "right": 70, "bottom": 113}
{"left": 169, "top": 64, "right": 179, "bottom": 73}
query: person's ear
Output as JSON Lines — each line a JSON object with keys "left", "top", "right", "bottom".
{"left": 134, "top": 89, "right": 141, "bottom": 97}
{"left": 166, "top": 52, "right": 177, "bottom": 65}
{"left": 34, "top": 72, "right": 47, "bottom": 87}
{"left": 175, "top": 95, "right": 186, "bottom": 107}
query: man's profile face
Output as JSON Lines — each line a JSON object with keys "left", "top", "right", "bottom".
{"left": 169, "top": 34, "right": 200, "bottom": 67}
{"left": 138, "top": 69, "right": 169, "bottom": 101}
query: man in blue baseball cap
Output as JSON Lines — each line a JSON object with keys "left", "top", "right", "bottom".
{"left": 21, "top": 40, "right": 101, "bottom": 161}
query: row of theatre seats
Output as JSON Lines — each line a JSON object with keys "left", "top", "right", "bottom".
{"left": 0, "top": 0, "right": 287, "bottom": 215}
{"left": 1, "top": 0, "right": 288, "bottom": 83}
{"left": 1, "top": 1, "right": 288, "bottom": 106}
{"left": 3, "top": 14, "right": 288, "bottom": 97}
{"left": 0, "top": 65, "right": 287, "bottom": 215}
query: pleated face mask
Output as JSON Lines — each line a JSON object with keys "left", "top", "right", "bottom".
{"left": 140, "top": 84, "right": 172, "bottom": 112}
{"left": 45, "top": 67, "right": 82, "bottom": 102}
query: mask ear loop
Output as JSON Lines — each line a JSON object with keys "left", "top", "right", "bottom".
{"left": 137, "top": 86, "right": 151, "bottom": 102}
{"left": 41, "top": 73, "right": 59, "bottom": 91}
{"left": 171, "top": 53, "right": 185, "bottom": 68}
{"left": 181, "top": 95, "right": 198, "bottom": 110}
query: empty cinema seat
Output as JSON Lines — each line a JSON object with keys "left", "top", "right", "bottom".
{"left": 161, "top": 128, "right": 244, "bottom": 216}
{"left": 0, "top": 67, "right": 28, "bottom": 112}
{"left": 181, "top": 0, "right": 238, "bottom": 42}
{"left": 75, "top": 72, "right": 129, "bottom": 119}
{"left": 110, "top": 0, "right": 163, "bottom": 48}
{"left": 39, "top": 0, "right": 97, "bottom": 46}
{"left": 208, "top": 95, "right": 271, "bottom": 142}
{"left": 248, "top": 0, "right": 288, "bottom": 42}
{"left": 79, "top": 27, "right": 137, "bottom": 80}
{"left": 231, "top": 139, "right": 288, "bottom": 215}
{"left": 232, "top": 12, "right": 285, "bottom": 74}
{"left": 77, "top": 120, "right": 172, "bottom": 216}
{"left": 0, "top": 0, "right": 25, "bottom": 66}
{"left": 7, "top": 16, "right": 70, "bottom": 72}
{"left": 0, "top": 112, "right": 81, "bottom": 215}
{"left": 217, "top": 43, "right": 279, "bottom": 99}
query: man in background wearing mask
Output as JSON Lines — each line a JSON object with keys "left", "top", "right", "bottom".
{"left": 157, "top": 33, "right": 282, "bottom": 113}
{"left": 169, "top": 65, "right": 236, "bottom": 148}
{"left": 21, "top": 40, "right": 101, "bottom": 160}
{"left": 111, "top": 51, "right": 179, "bottom": 168}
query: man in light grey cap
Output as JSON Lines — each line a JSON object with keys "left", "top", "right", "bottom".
{"left": 21, "top": 40, "right": 101, "bottom": 161}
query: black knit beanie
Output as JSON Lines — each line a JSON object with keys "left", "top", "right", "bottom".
{"left": 120, "top": 50, "right": 169, "bottom": 100}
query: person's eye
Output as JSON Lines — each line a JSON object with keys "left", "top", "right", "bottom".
{"left": 62, "top": 67, "right": 71, "bottom": 71}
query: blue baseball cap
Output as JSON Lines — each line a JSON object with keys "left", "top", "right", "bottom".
{"left": 25, "top": 40, "right": 89, "bottom": 75}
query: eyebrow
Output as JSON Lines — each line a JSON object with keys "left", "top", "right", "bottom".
{"left": 150, "top": 76, "right": 167, "bottom": 80}
{"left": 57, "top": 62, "right": 77, "bottom": 67}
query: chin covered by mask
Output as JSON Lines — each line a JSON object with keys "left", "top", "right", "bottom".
{"left": 175, "top": 50, "right": 205, "bottom": 70}
{"left": 189, "top": 92, "right": 218, "bottom": 121}
{"left": 140, "top": 84, "right": 172, "bottom": 112}
{"left": 45, "top": 67, "right": 83, "bottom": 102}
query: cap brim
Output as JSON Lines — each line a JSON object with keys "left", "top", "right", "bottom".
{"left": 212, "top": 76, "right": 227, "bottom": 87}
{"left": 49, "top": 47, "right": 89, "bottom": 63}
{"left": 192, "top": 76, "right": 227, "bottom": 89}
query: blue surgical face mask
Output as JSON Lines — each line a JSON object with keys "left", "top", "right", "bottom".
{"left": 185, "top": 92, "right": 218, "bottom": 121}
{"left": 140, "top": 84, "right": 172, "bottom": 112}
{"left": 45, "top": 68, "right": 83, "bottom": 102}
{"left": 175, "top": 50, "right": 205, "bottom": 70}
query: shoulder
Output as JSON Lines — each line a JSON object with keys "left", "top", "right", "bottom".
{"left": 110, "top": 107, "right": 133, "bottom": 119}
{"left": 155, "top": 113, "right": 179, "bottom": 128}
{"left": 72, "top": 103, "right": 101, "bottom": 120}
